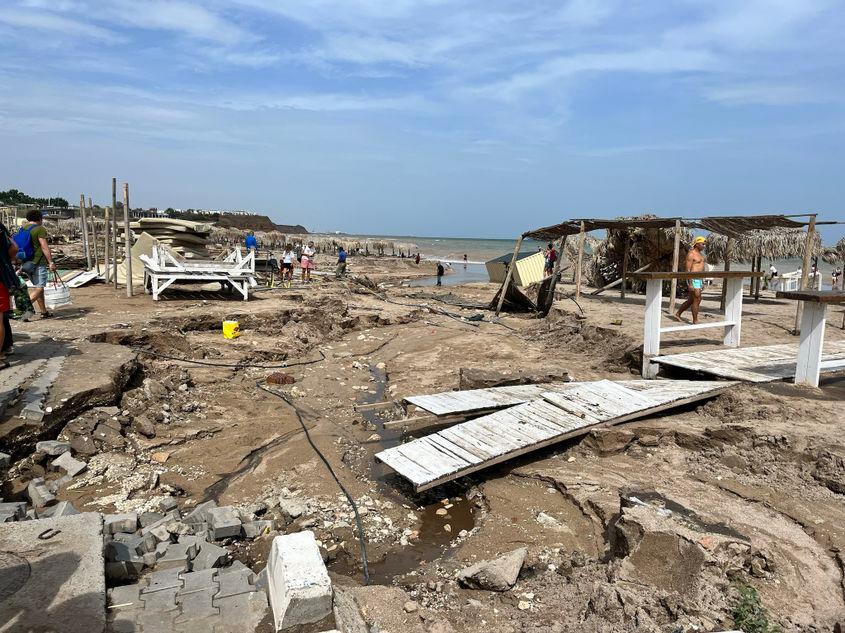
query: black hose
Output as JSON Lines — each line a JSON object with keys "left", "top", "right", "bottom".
{"left": 133, "top": 348, "right": 326, "bottom": 369}
{"left": 257, "top": 381, "right": 371, "bottom": 585}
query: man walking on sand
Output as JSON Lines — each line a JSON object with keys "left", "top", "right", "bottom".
{"left": 19, "top": 210, "right": 56, "bottom": 318}
{"left": 675, "top": 236, "right": 706, "bottom": 324}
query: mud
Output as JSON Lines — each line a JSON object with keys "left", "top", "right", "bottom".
{"left": 3, "top": 255, "right": 845, "bottom": 632}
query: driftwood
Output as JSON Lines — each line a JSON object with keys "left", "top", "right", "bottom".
{"left": 489, "top": 277, "right": 537, "bottom": 313}
{"left": 458, "top": 367, "right": 570, "bottom": 390}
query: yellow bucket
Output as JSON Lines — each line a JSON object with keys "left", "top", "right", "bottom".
{"left": 222, "top": 320, "right": 240, "bottom": 339}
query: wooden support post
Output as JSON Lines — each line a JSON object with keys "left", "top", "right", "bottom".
{"left": 112, "top": 178, "right": 118, "bottom": 288}
{"left": 123, "top": 182, "right": 133, "bottom": 297}
{"left": 80, "top": 194, "right": 92, "bottom": 269}
{"left": 575, "top": 221, "right": 586, "bottom": 299}
{"left": 620, "top": 232, "right": 630, "bottom": 299}
{"left": 104, "top": 205, "right": 111, "bottom": 282}
{"left": 88, "top": 198, "right": 100, "bottom": 274}
{"left": 641, "top": 278, "right": 662, "bottom": 378}
{"left": 794, "top": 301, "right": 826, "bottom": 387}
{"left": 719, "top": 237, "right": 734, "bottom": 311}
{"left": 542, "top": 235, "right": 567, "bottom": 314}
{"left": 495, "top": 234, "right": 524, "bottom": 316}
{"left": 723, "top": 277, "right": 744, "bottom": 347}
{"left": 668, "top": 219, "right": 681, "bottom": 315}
{"left": 793, "top": 214, "right": 817, "bottom": 334}
{"left": 753, "top": 255, "right": 762, "bottom": 301}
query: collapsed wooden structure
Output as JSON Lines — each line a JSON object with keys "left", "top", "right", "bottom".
{"left": 375, "top": 379, "right": 732, "bottom": 492}
{"left": 139, "top": 245, "right": 257, "bottom": 301}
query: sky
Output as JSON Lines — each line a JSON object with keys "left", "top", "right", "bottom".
{"left": 0, "top": 0, "right": 843, "bottom": 242}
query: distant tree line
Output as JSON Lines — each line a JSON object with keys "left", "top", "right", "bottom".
{"left": 0, "top": 189, "right": 69, "bottom": 207}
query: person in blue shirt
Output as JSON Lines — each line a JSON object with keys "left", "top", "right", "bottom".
{"left": 244, "top": 231, "right": 258, "bottom": 251}
{"left": 336, "top": 245, "right": 347, "bottom": 278}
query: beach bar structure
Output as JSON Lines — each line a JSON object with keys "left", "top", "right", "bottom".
{"left": 485, "top": 250, "right": 545, "bottom": 286}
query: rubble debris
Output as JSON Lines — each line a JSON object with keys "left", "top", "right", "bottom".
{"left": 267, "top": 530, "right": 333, "bottom": 630}
{"left": 51, "top": 451, "right": 87, "bottom": 477}
{"left": 40, "top": 501, "right": 79, "bottom": 518}
{"left": 26, "top": 477, "right": 57, "bottom": 508}
{"left": 278, "top": 497, "right": 307, "bottom": 522}
{"left": 0, "top": 501, "right": 27, "bottom": 522}
{"left": 457, "top": 547, "right": 527, "bottom": 591}
{"left": 192, "top": 540, "right": 230, "bottom": 570}
{"left": 105, "top": 512, "right": 139, "bottom": 534}
{"left": 208, "top": 505, "right": 242, "bottom": 540}
{"left": 332, "top": 586, "right": 369, "bottom": 633}
{"left": 35, "top": 440, "right": 71, "bottom": 456}
{"left": 267, "top": 372, "right": 296, "bottom": 385}
{"left": 0, "top": 451, "right": 9, "bottom": 469}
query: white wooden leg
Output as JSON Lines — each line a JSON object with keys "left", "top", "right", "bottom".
{"left": 642, "top": 278, "right": 662, "bottom": 378}
{"left": 795, "top": 301, "right": 826, "bottom": 387}
{"left": 723, "top": 277, "right": 743, "bottom": 347}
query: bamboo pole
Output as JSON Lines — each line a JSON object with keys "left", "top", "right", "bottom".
{"left": 88, "top": 198, "right": 100, "bottom": 274}
{"left": 495, "top": 234, "right": 524, "bottom": 316}
{"left": 112, "top": 178, "right": 118, "bottom": 288}
{"left": 80, "top": 194, "right": 92, "bottom": 269}
{"left": 753, "top": 255, "right": 761, "bottom": 301}
{"left": 668, "top": 219, "right": 682, "bottom": 314}
{"left": 793, "top": 214, "right": 817, "bottom": 334}
{"left": 575, "top": 221, "right": 586, "bottom": 299}
{"left": 719, "top": 237, "right": 734, "bottom": 311}
{"left": 123, "top": 182, "right": 133, "bottom": 297}
{"left": 620, "top": 231, "right": 630, "bottom": 299}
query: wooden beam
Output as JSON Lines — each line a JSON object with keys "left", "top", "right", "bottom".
{"left": 123, "top": 182, "right": 133, "bottom": 297}
{"left": 575, "top": 221, "right": 586, "bottom": 299}
{"left": 668, "top": 219, "right": 681, "bottom": 314}
{"left": 719, "top": 237, "right": 734, "bottom": 311}
{"left": 591, "top": 262, "right": 653, "bottom": 295}
{"left": 495, "top": 234, "right": 524, "bottom": 316}
{"left": 794, "top": 214, "right": 817, "bottom": 334}
{"left": 753, "top": 255, "right": 761, "bottom": 301}
{"left": 620, "top": 232, "right": 630, "bottom": 299}
{"left": 383, "top": 407, "right": 502, "bottom": 432}
{"left": 88, "top": 198, "right": 100, "bottom": 274}
{"left": 112, "top": 178, "right": 119, "bottom": 288}
{"left": 541, "top": 235, "right": 567, "bottom": 314}
{"left": 79, "top": 194, "right": 91, "bottom": 269}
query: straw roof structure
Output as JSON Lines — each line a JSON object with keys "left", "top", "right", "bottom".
{"left": 704, "top": 227, "right": 821, "bottom": 264}
{"left": 822, "top": 237, "right": 845, "bottom": 266}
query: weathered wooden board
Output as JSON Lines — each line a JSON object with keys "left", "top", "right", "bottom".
{"left": 376, "top": 379, "right": 732, "bottom": 492}
{"left": 652, "top": 341, "right": 845, "bottom": 382}
{"left": 404, "top": 383, "right": 569, "bottom": 416}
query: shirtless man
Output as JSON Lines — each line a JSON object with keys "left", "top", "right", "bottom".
{"left": 675, "top": 236, "right": 706, "bottom": 324}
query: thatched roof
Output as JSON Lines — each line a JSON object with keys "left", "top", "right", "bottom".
{"left": 704, "top": 227, "right": 821, "bottom": 264}
{"left": 822, "top": 237, "right": 845, "bottom": 265}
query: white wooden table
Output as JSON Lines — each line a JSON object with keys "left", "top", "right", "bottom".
{"left": 634, "top": 271, "right": 763, "bottom": 378}
{"left": 776, "top": 290, "right": 845, "bottom": 387}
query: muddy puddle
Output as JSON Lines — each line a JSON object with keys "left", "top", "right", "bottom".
{"left": 622, "top": 490, "right": 747, "bottom": 540}
{"left": 338, "top": 364, "right": 479, "bottom": 585}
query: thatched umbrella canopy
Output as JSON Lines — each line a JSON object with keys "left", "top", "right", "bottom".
{"left": 822, "top": 237, "right": 845, "bottom": 266}
{"left": 705, "top": 227, "right": 821, "bottom": 265}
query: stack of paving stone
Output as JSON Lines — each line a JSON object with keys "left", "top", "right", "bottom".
{"left": 102, "top": 499, "right": 276, "bottom": 583}
{"left": 122, "top": 217, "right": 213, "bottom": 259}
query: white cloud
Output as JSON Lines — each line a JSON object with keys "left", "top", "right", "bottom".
{"left": 705, "top": 82, "right": 832, "bottom": 106}
{"left": 111, "top": 0, "right": 251, "bottom": 44}
{"left": 0, "top": 7, "right": 121, "bottom": 42}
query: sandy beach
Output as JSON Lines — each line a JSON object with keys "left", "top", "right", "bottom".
{"left": 2, "top": 248, "right": 843, "bottom": 632}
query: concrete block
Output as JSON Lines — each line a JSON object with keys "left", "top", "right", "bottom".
{"left": 51, "top": 451, "right": 87, "bottom": 477}
{"left": 39, "top": 500, "right": 79, "bottom": 518}
{"left": 191, "top": 540, "right": 229, "bottom": 570}
{"left": 184, "top": 500, "right": 217, "bottom": 525}
{"left": 143, "top": 567, "right": 184, "bottom": 594}
{"left": 35, "top": 440, "right": 70, "bottom": 456}
{"left": 139, "top": 511, "right": 164, "bottom": 527}
{"left": 143, "top": 551, "right": 158, "bottom": 567}
{"left": 46, "top": 473, "right": 73, "bottom": 493}
{"left": 112, "top": 533, "right": 146, "bottom": 556}
{"left": 108, "top": 583, "right": 144, "bottom": 611}
{"left": 216, "top": 566, "right": 255, "bottom": 599}
{"left": 0, "top": 513, "right": 107, "bottom": 633}
{"left": 0, "top": 501, "right": 27, "bottom": 522}
{"left": 207, "top": 506, "right": 241, "bottom": 540}
{"left": 0, "top": 451, "right": 10, "bottom": 468}
{"left": 105, "top": 512, "right": 138, "bottom": 534}
{"left": 106, "top": 560, "right": 144, "bottom": 582}
{"left": 148, "top": 523, "right": 172, "bottom": 545}
{"left": 160, "top": 496, "right": 179, "bottom": 513}
{"left": 179, "top": 568, "right": 218, "bottom": 593}
{"left": 277, "top": 497, "right": 307, "bottom": 521}
{"left": 267, "top": 531, "right": 332, "bottom": 630}
{"left": 177, "top": 534, "right": 203, "bottom": 559}
{"left": 214, "top": 590, "right": 269, "bottom": 631}
{"left": 156, "top": 541, "right": 170, "bottom": 558}
{"left": 157, "top": 543, "right": 190, "bottom": 572}
{"left": 243, "top": 519, "right": 275, "bottom": 539}
{"left": 26, "top": 477, "right": 57, "bottom": 508}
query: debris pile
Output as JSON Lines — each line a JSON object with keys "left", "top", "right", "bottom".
{"left": 125, "top": 217, "right": 213, "bottom": 259}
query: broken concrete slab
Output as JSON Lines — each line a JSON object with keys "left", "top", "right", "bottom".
{"left": 35, "top": 440, "right": 71, "bottom": 456}
{"left": 191, "top": 540, "right": 229, "bottom": 571}
{"left": 267, "top": 530, "right": 332, "bottom": 630}
{"left": 51, "top": 451, "right": 87, "bottom": 477}
{"left": 0, "top": 512, "right": 105, "bottom": 633}
{"left": 38, "top": 500, "right": 79, "bottom": 518}
{"left": 183, "top": 500, "right": 217, "bottom": 525}
{"left": 332, "top": 586, "right": 369, "bottom": 633}
{"left": 26, "top": 477, "right": 57, "bottom": 508}
{"left": 207, "top": 505, "right": 241, "bottom": 540}
{"left": 0, "top": 501, "right": 27, "bottom": 522}
{"left": 104, "top": 512, "right": 138, "bottom": 534}
{"left": 277, "top": 497, "right": 306, "bottom": 522}
{"left": 457, "top": 547, "right": 527, "bottom": 591}
{"left": 243, "top": 519, "right": 275, "bottom": 539}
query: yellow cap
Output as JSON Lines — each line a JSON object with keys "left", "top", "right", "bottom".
{"left": 693, "top": 236, "right": 706, "bottom": 245}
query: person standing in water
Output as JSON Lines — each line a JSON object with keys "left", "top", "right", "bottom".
{"left": 436, "top": 261, "right": 445, "bottom": 286}
{"left": 675, "top": 236, "right": 706, "bottom": 324}
{"left": 462, "top": 253, "right": 468, "bottom": 268}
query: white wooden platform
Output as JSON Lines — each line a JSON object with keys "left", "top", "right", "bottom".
{"left": 652, "top": 340, "right": 845, "bottom": 383}
{"left": 376, "top": 379, "right": 732, "bottom": 492}
{"left": 405, "top": 384, "right": 569, "bottom": 416}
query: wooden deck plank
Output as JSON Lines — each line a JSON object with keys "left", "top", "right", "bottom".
{"left": 376, "top": 379, "right": 732, "bottom": 491}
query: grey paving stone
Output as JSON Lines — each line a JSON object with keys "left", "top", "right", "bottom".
{"left": 105, "top": 512, "right": 138, "bottom": 534}
{"left": 191, "top": 541, "right": 229, "bottom": 571}
{"left": 174, "top": 586, "right": 220, "bottom": 621}
{"left": 140, "top": 585, "right": 180, "bottom": 613}
{"left": 26, "top": 477, "right": 56, "bottom": 508}
{"left": 214, "top": 566, "right": 255, "bottom": 600}
{"left": 108, "top": 583, "right": 144, "bottom": 611}
{"left": 242, "top": 519, "right": 275, "bottom": 539}
{"left": 51, "top": 451, "right": 88, "bottom": 477}
{"left": 179, "top": 569, "right": 218, "bottom": 593}
{"left": 36, "top": 440, "right": 71, "bottom": 456}
{"left": 135, "top": 609, "right": 178, "bottom": 632}
{"left": 213, "top": 590, "right": 269, "bottom": 632}
{"left": 142, "top": 567, "right": 184, "bottom": 594}
{"left": 0, "top": 501, "right": 27, "bottom": 522}
{"left": 140, "top": 511, "right": 164, "bottom": 528}
{"left": 39, "top": 500, "right": 79, "bottom": 518}
{"left": 183, "top": 500, "right": 217, "bottom": 525}
{"left": 0, "top": 451, "right": 10, "bottom": 469}
{"left": 106, "top": 560, "right": 144, "bottom": 582}
{"left": 108, "top": 609, "right": 139, "bottom": 633}
{"left": 206, "top": 506, "right": 241, "bottom": 540}
{"left": 174, "top": 615, "right": 223, "bottom": 633}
